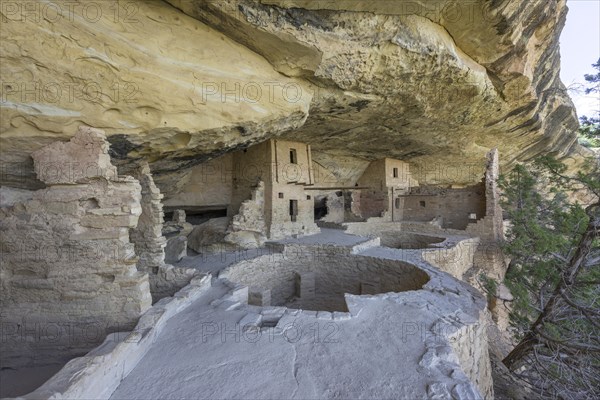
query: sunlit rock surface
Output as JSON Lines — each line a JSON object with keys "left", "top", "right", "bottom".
{"left": 1, "top": 0, "right": 587, "bottom": 194}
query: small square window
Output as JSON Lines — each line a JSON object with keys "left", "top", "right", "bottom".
{"left": 419, "top": 201, "right": 426, "bottom": 208}
{"left": 279, "top": 192, "right": 284, "bottom": 199}
{"left": 393, "top": 168, "right": 398, "bottom": 178}
{"left": 306, "top": 195, "right": 311, "bottom": 200}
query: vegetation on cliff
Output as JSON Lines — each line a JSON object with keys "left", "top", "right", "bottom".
{"left": 578, "top": 59, "right": 600, "bottom": 148}
{"left": 499, "top": 153, "right": 599, "bottom": 398}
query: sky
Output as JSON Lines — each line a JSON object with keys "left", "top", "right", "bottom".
{"left": 559, "top": 0, "right": 600, "bottom": 119}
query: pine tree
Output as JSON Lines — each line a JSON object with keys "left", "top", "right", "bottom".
{"left": 499, "top": 156, "right": 599, "bottom": 399}
{"left": 578, "top": 59, "right": 599, "bottom": 147}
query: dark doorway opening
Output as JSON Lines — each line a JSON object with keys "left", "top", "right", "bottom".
{"left": 289, "top": 199, "right": 298, "bottom": 222}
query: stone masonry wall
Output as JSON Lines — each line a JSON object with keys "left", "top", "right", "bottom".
{"left": 448, "top": 309, "right": 494, "bottom": 399}
{"left": 422, "top": 238, "right": 480, "bottom": 280}
{"left": 466, "top": 148, "right": 504, "bottom": 242}
{"left": 0, "top": 127, "right": 151, "bottom": 368}
{"left": 267, "top": 182, "right": 320, "bottom": 239}
{"left": 402, "top": 185, "right": 486, "bottom": 230}
{"left": 221, "top": 244, "right": 429, "bottom": 311}
{"left": 130, "top": 162, "right": 167, "bottom": 273}
{"left": 225, "top": 181, "right": 267, "bottom": 247}
{"left": 130, "top": 162, "right": 196, "bottom": 302}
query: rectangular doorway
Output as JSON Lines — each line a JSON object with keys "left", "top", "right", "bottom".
{"left": 289, "top": 199, "right": 298, "bottom": 222}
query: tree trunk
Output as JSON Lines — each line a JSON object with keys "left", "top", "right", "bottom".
{"left": 503, "top": 204, "right": 599, "bottom": 370}
{"left": 503, "top": 332, "right": 537, "bottom": 369}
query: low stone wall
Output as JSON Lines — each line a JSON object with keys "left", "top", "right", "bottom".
{"left": 446, "top": 309, "right": 494, "bottom": 399}
{"left": 378, "top": 231, "right": 446, "bottom": 249}
{"left": 418, "top": 302, "right": 493, "bottom": 400}
{"left": 343, "top": 221, "right": 471, "bottom": 237}
{"left": 149, "top": 265, "right": 198, "bottom": 301}
{"left": 342, "top": 221, "right": 479, "bottom": 280}
{"left": 422, "top": 238, "right": 480, "bottom": 280}
{"left": 19, "top": 274, "right": 211, "bottom": 400}
{"left": 221, "top": 244, "right": 429, "bottom": 312}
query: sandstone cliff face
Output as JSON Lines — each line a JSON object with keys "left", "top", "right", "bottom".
{"left": 0, "top": 0, "right": 311, "bottom": 194}
{"left": 0, "top": 0, "right": 586, "bottom": 196}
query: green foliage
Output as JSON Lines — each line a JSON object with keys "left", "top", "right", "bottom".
{"left": 498, "top": 162, "right": 589, "bottom": 332}
{"left": 583, "top": 58, "right": 600, "bottom": 94}
{"left": 578, "top": 59, "right": 600, "bottom": 148}
{"left": 499, "top": 155, "right": 600, "bottom": 397}
{"left": 479, "top": 273, "right": 498, "bottom": 299}
{"left": 578, "top": 116, "right": 600, "bottom": 148}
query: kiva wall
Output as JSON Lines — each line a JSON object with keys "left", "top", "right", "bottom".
{"left": 221, "top": 244, "right": 429, "bottom": 311}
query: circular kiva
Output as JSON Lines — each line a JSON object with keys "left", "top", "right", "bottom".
{"left": 221, "top": 249, "right": 430, "bottom": 312}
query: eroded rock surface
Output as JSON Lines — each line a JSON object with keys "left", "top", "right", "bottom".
{"left": 165, "top": 236, "right": 188, "bottom": 263}
{"left": 0, "top": 0, "right": 589, "bottom": 198}
{"left": 0, "top": 127, "right": 151, "bottom": 368}
{"left": 0, "top": 0, "right": 311, "bottom": 194}
{"left": 187, "top": 217, "right": 230, "bottom": 253}
{"left": 162, "top": 0, "right": 587, "bottom": 183}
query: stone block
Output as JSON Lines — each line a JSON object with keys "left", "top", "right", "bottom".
{"left": 31, "top": 126, "right": 118, "bottom": 185}
{"left": 294, "top": 271, "right": 315, "bottom": 298}
{"left": 317, "top": 311, "right": 333, "bottom": 320}
{"left": 165, "top": 236, "right": 187, "bottom": 263}
{"left": 239, "top": 313, "right": 262, "bottom": 330}
{"left": 249, "top": 289, "right": 271, "bottom": 306}
{"left": 229, "top": 285, "right": 249, "bottom": 304}
{"left": 187, "top": 217, "right": 229, "bottom": 253}
{"left": 172, "top": 209, "right": 186, "bottom": 224}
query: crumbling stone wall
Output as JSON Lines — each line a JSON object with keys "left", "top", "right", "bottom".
{"left": 462, "top": 149, "right": 509, "bottom": 329}
{"left": 422, "top": 238, "right": 480, "bottom": 280}
{"left": 229, "top": 140, "right": 271, "bottom": 218}
{"left": 225, "top": 181, "right": 267, "bottom": 247}
{"left": 129, "top": 162, "right": 196, "bottom": 301}
{"left": 130, "top": 163, "right": 167, "bottom": 273}
{"left": 313, "top": 190, "right": 364, "bottom": 223}
{"left": 0, "top": 127, "right": 151, "bottom": 368}
{"left": 402, "top": 185, "right": 486, "bottom": 229}
{"left": 466, "top": 148, "right": 504, "bottom": 242}
{"left": 229, "top": 140, "right": 319, "bottom": 239}
{"left": 221, "top": 244, "right": 429, "bottom": 311}
{"left": 315, "top": 192, "right": 345, "bottom": 223}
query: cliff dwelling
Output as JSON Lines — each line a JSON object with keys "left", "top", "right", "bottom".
{"left": 1, "top": 125, "right": 502, "bottom": 400}
{"left": 0, "top": 1, "right": 596, "bottom": 399}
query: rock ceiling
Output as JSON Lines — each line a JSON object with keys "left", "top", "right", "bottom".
{"left": 0, "top": 0, "right": 589, "bottom": 197}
